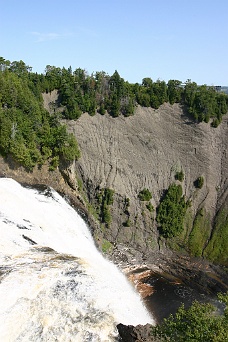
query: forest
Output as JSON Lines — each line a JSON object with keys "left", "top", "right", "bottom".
{"left": 0, "top": 57, "right": 228, "bottom": 170}
{"left": 0, "top": 58, "right": 80, "bottom": 170}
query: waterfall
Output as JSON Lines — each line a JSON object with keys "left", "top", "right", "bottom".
{"left": 0, "top": 178, "right": 153, "bottom": 341}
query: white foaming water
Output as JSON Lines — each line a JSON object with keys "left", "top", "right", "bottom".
{"left": 0, "top": 178, "right": 153, "bottom": 341}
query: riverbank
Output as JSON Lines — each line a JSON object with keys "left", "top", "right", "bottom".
{"left": 112, "top": 245, "right": 228, "bottom": 341}
{"left": 108, "top": 244, "right": 228, "bottom": 322}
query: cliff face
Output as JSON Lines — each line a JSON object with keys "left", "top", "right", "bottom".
{"left": 65, "top": 103, "right": 228, "bottom": 263}
{"left": 2, "top": 93, "right": 227, "bottom": 263}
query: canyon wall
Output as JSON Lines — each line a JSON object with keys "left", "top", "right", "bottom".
{"left": 2, "top": 93, "right": 227, "bottom": 264}
{"left": 65, "top": 103, "right": 228, "bottom": 263}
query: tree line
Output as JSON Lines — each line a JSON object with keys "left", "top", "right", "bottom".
{"left": 43, "top": 66, "right": 228, "bottom": 125}
{"left": 2, "top": 57, "right": 227, "bottom": 123}
{"left": 44, "top": 66, "right": 228, "bottom": 125}
{"left": 0, "top": 56, "right": 228, "bottom": 169}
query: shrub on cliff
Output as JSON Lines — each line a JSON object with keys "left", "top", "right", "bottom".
{"left": 97, "top": 188, "right": 114, "bottom": 227}
{"left": 175, "top": 170, "right": 184, "bottom": 182}
{"left": 195, "top": 176, "right": 204, "bottom": 189}
{"left": 138, "top": 188, "right": 152, "bottom": 201}
{"left": 157, "top": 184, "right": 189, "bottom": 238}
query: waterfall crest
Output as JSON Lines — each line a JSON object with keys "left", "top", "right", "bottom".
{"left": 0, "top": 178, "right": 153, "bottom": 341}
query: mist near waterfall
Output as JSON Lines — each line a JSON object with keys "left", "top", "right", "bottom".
{"left": 0, "top": 178, "right": 153, "bottom": 341}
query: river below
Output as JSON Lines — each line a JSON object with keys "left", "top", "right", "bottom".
{"left": 136, "top": 269, "right": 226, "bottom": 324}
{"left": 111, "top": 245, "right": 228, "bottom": 325}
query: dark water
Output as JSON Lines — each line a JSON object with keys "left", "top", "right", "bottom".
{"left": 140, "top": 271, "right": 225, "bottom": 324}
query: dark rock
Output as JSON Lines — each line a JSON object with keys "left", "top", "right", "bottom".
{"left": 22, "top": 234, "right": 37, "bottom": 245}
{"left": 117, "top": 323, "right": 159, "bottom": 342}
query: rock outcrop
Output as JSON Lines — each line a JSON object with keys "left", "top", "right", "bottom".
{"left": 117, "top": 323, "right": 159, "bottom": 342}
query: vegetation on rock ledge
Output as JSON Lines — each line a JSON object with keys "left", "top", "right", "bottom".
{"left": 204, "top": 208, "right": 228, "bottom": 265}
{"left": 157, "top": 184, "right": 190, "bottom": 238}
{"left": 96, "top": 188, "right": 115, "bottom": 227}
{"left": 138, "top": 188, "right": 152, "bottom": 201}
{"left": 175, "top": 170, "right": 184, "bottom": 182}
{"left": 195, "top": 176, "right": 204, "bottom": 189}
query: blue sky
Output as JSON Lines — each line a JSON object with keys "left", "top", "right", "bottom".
{"left": 1, "top": 0, "right": 228, "bottom": 85}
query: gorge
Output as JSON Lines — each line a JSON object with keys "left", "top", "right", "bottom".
{"left": 0, "top": 60, "right": 228, "bottom": 340}
{"left": 1, "top": 101, "right": 227, "bottom": 340}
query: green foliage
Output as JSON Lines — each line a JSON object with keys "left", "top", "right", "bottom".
{"left": 40, "top": 60, "right": 228, "bottom": 124}
{"left": 101, "top": 239, "right": 113, "bottom": 253}
{"left": 97, "top": 188, "right": 115, "bottom": 226}
{"left": 123, "top": 218, "right": 131, "bottom": 227}
{"left": 183, "top": 81, "right": 228, "bottom": 125}
{"left": 103, "top": 188, "right": 114, "bottom": 205}
{"left": 121, "top": 96, "right": 135, "bottom": 117}
{"left": 146, "top": 202, "right": 154, "bottom": 212}
{"left": 188, "top": 208, "right": 211, "bottom": 257}
{"left": 125, "top": 197, "right": 130, "bottom": 207}
{"left": 204, "top": 208, "right": 228, "bottom": 265}
{"left": 166, "top": 207, "right": 194, "bottom": 252}
{"left": 167, "top": 79, "right": 182, "bottom": 104}
{"left": 87, "top": 202, "right": 99, "bottom": 222}
{"left": 211, "top": 117, "right": 220, "bottom": 127}
{"left": 135, "top": 78, "right": 168, "bottom": 109}
{"left": 102, "top": 204, "right": 112, "bottom": 225}
{"left": 1, "top": 57, "right": 227, "bottom": 151}
{"left": 195, "top": 176, "right": 204, "bottom": 189}
{"left": 98, "top": 103, "right": 106, "bottom": 115}
{"left": 123, "top": 197, "right": 130, "bottom": 217}
{"left": 175, "top": 170, "right": 184, "bottom": 182}
{"left": 59, "top": 132, "right": 81, "bottom": 162}
{"left": 59, "top": 68, "right": 227, "bottom": 124}
{"left": 152, "top": 293, "right": 228, "bottom": 342}
{"left": 49, "top": 156, "right": 59, "bottom": 171}
{"left": 138, "top": 188, "right": 152, "bottom": 201}
{"left": 157, "top": 184, "right": 189, "bottom": 238}
{"left": 0, "top": 62, "right": 80, "bottom": 170}
{"left": 76, "top": 177, "right": 83, "bottom": 192}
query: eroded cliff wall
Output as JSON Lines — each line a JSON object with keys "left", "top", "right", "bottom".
{"left": 66, "top": 103, "right": 228, "bottom": 262}
{"left": 2, "top": 93, "right": 227, "bottom": 263}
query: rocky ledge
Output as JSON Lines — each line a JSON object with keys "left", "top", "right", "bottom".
{"left": 117, "top": 323, "right": 159, "bottom": 342}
